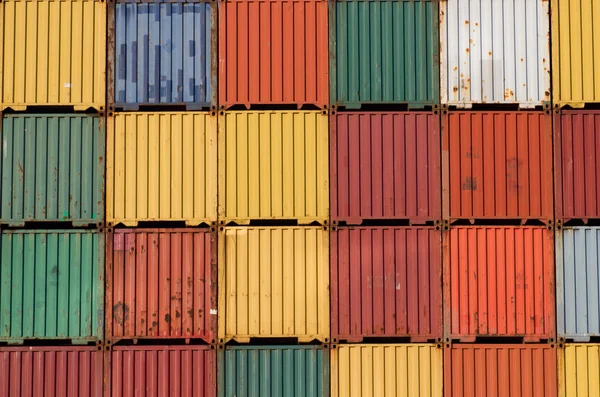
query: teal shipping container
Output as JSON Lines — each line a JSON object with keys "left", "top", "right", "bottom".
{"left": 0, "top": 114, "right": 105, "bottom": 226}
{"left": 0, "top": 230, "right": 104, "bottom": 344}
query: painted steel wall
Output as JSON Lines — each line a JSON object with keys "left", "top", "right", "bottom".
{"left": 218, "top": 226, "right": 329, "bottom": 343}
{"left": 552, "top": 0, "right": 600, "bottom": 107}
{"left": 331, "top": 227, "right": 442, "bottom": 342}
{"left": 331, "top": 0, "right": 439, "bottom": 108}
{"left": 559, "top": 344, "right": 600, "bottom": 397}
{"left": 113, "top": 3, "right": 215, "bottom": 110}
{"left": 219, "top": 0, "right": 328, "bottom": 108}
{"left": 218, "top": 346, "right": 328, "bottom": 397}
{"left": 445, "top": 227, "right": 555, "bottom": 341}
{"left": 440, "top": 0, "right": 550, "bottom": 107}
{"left": 106, "top": 112, "right": 217, "bottom": 227}
{"left": 445, "top": 344, "right": 558, "bottom": 397}
{"left": 106, "top": 229, "right": 216, "bottom": 344}
{"left": 331, "top": 344, "right": 443, "bottom": 397}
{"left": 219, "top": 111, "right": 329, "bottom": 225}
{"left": 442, "top": 111, "right": 553, "bottom": 222}
{"left": 330, "top": 112, "right": 441, "bottom": 224}
{"left": 0, "top": 115, "right": 104, "bottom": 226}
{"left": 0, "top": 231, "right": 103, "bottom": 343}
{"left": 0, "top": 0, "right": 106, "bottom": 111}
{"left": 0, "top": 346, "right": 103, "bottom": 397}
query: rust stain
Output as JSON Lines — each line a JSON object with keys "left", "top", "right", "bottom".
{"left": 462, "top": 177, "right": 477, "bottom": 191}
{"left": 164, "top": 314, "right": 171, "bottom": 323}
{"left": 113, "top": 302, "right": 129, "bottom": 326}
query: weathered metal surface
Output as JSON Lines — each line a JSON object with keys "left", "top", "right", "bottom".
{"left": 559, "top": 344, "right": 600, "bottom": 397}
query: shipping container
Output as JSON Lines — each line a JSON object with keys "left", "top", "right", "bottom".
{"left": 106, "top": 112, "right": 217, "bottom": 227}
{"left": 330, "top": 112, "right": 441, "bottom": 224}
{"left": 555, "top": 111, "right": 600, "bottom": 222}
{"left": 442, "top": 111, "right": 553, "bottom": 223}
{"left": 440, "top": 0, "right": 550, "bottom": 107}
{"left": 331, "top": 0, "right": 439, "bottom": 108}
{"left": 111, "top": 2, "right": 216, "bottom": 110}
{"left": 219, "top": 111, "right": 328, "bottom": 225}
{"left": 218, "top": 346, "right": 328, "bottom": 397}
{"left": 218, "top": 226, "right": 329, "bottom": 343}
{"left": 445, "top": 344, "right": 558, "bottom": 397}
{"left": 331, "top": 344, "right": 443, "bottom": 397}
{"left": 218, "top": 0, "right": 328, "bottom": 109}
{"left": 106, "top": 229, "right": 216, "bottom": 344}
{"left": 0, "top": 346, "right": 103, "bottom": 397}
{"left": 331, "top": 226, "right": 442, "bottom": 342}
{"left": 0, "top": 0, "right": 106, "bottom": 111}
{"left": 444, "top": 227, "right": 555, "bottom": 341}
{"left": 552, "top": 0, "right": 600, "bottom": 107}
{"left": 0, "top": 230, "right": 103, "bottom": 344}
{"left": 0, "top": 114, "right": 104, "bottom": 226}
{"left": 559, "top": 344, "right": 600, "bottom": 397}
{"left": 107, "top": 345, "right": 216, "bottom": 397}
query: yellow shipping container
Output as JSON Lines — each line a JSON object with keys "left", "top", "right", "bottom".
{"left": 552, "top": 0, "right": 600, "bottom": 107}
{"left": 218, "top": 111, "right": 329, "bottom": 225}
{"left": 106, "top": 112, "right": 217, "bottom": 226}
{"left": 559, "top": 344, "right": 600, "bottom": 397}
{"left": 218, "top": 226, "right": 329, "bottom": 343}
{"left": 331, "top": 344, "right": 443, "bottom": 397}
{"left": 1, "top": 0, "right": 106, "bottom": 111}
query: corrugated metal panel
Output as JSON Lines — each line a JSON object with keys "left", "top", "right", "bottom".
{"left": 330, "top": 112, "right": 441, "bottom": 224}
{"left": 113, "top": 3, "right": 215, "bottom": 110}
{"left": 440, "top": 0, "right": 550, "bottom": 107}
{"left": 106, "top": 112, "right": 217, "bottom": 227}
{"left": 445, "top": 344, "right": 558, "bottom": 397}
{"left": 0, "top": 231, "right": 103, "bottom": 343}
{"left": 108, "top": 346, "right": 216, "bottom": 397}
{"left": 219, "top": 111, "right": 329, "bottom": 225}
{"left": 559, "top": 344, "right": 600, "bottom": 397}
{"left": 106, "top": 229, "right": 216, "bottom": 344}
{"left": 331, "top": 344, "right": 443, "bottom": 397}
{"left": 552, "top": 0, "right": 600, "bottom": 107}
{"left": 218, "top": 0, "right": 328, "bottom": 109}
{"left": 218, "top": 226, "right": 329, "bottom": 343}
{"left": 331, "top": 226, "right": 442, "bottom": 342}
{"left": 1, "top": 115, "right": 105, "bottom": 226}
{"left": 331, "top": 0, "right": 439, "bottom": 108}
{"left": 442, "top": 111, "right": 553, "bottom": 222}
{"left": 0, "top": 346, "right": 103, "bottom": 397}
{"left": 218, "top": 346, "right": 328, "bottom": 397}
{"left": 0, "top": 0, "right": 106, "bottom": 111}
{"left": 445, "top": 227, "right": 555, "bottom": 341}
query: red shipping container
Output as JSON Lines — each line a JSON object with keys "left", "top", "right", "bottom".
{"left": 331, "top": 226, "right": 442, "bottom": 342}
{"left": 106, "top": 345, "right": 216, "bottom": 397}
{"left": 218, "top": 0, "right": 328, "bottom": 109}
{"left": 555, "top": 110, "right": 600, "bottom": 223}
{"left": 106, "top": 229, "right": 216, "bottom": 344}
{"left": 444, "top": 344, "right": 558, "bottom": 397}
{"left": 331, "top": 112, "right": 441, "bottom": 224}
{"left": 442, "top": 111, "right": 553, "bottom": 223}
{"left": 0, "top": 346, "right": 103, "bottom": 397}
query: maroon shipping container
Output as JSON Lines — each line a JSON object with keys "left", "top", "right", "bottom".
{"left": 106, "top": 346, "right": 216, "bottom": 397}
{"left": 0, "top": 346, "right": 103, "bottom": 397}
{"left": 555, "top": 110, "right": 600, "bottom": 223}
{"left": 331, "top": 226, "right": 442, "bottom": 342}
{"left": 106, "top": 229, "right": 216, "bottom": 344}
{"left": 330, "top": 112, "right": 441, "bottom": 224}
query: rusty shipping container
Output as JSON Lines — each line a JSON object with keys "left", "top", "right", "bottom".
{"left": 442, "top": 111, "right": 553, "bottom": 223}
{"left": 559, "top": 344, "right": 600, "bottom": 397}
{"left": 331, "top": 226, "right": 442, "bottom": 342}
{"left": 106, "top": 229, "right": 216, "bottom": 344}
{"left": 445, "top": 344, "right": 558, "bottom": 397}
{"left": 330, "top": 112, "right": 441, "bottom": 224}
{"left": 444, "top": 227, "right": 555, "bottom": 341}
{"left": 218, "top": 0, "right": 328, "bottom": 109}
{"left": 0, "top": 346, "right": 103, "bottom": 397}
{"left": 107, "top": 345, "right": 216, "bottom": 397}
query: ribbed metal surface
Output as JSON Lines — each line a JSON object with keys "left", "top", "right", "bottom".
{"left": 559, "top": 344, "right": 600, "bottom": 397}
{"left": 0, "top": 231, "right": 103, "bottom": 343}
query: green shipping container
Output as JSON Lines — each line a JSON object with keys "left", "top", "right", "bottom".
{"left": 218, "top": 346, "right": 329, "bottom": 397}
{"left": 1, "top": 114, "right": 105, "bottom": 226}
{"left": 0, "top": 230, "right": 104, "bottom": 344}
{"left": 330, "top": 0, "right": 439, "bottom": 108}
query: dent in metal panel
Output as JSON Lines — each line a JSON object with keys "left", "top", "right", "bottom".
{"left": 559, "top": 344, "right": 600, "bottom": 397}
